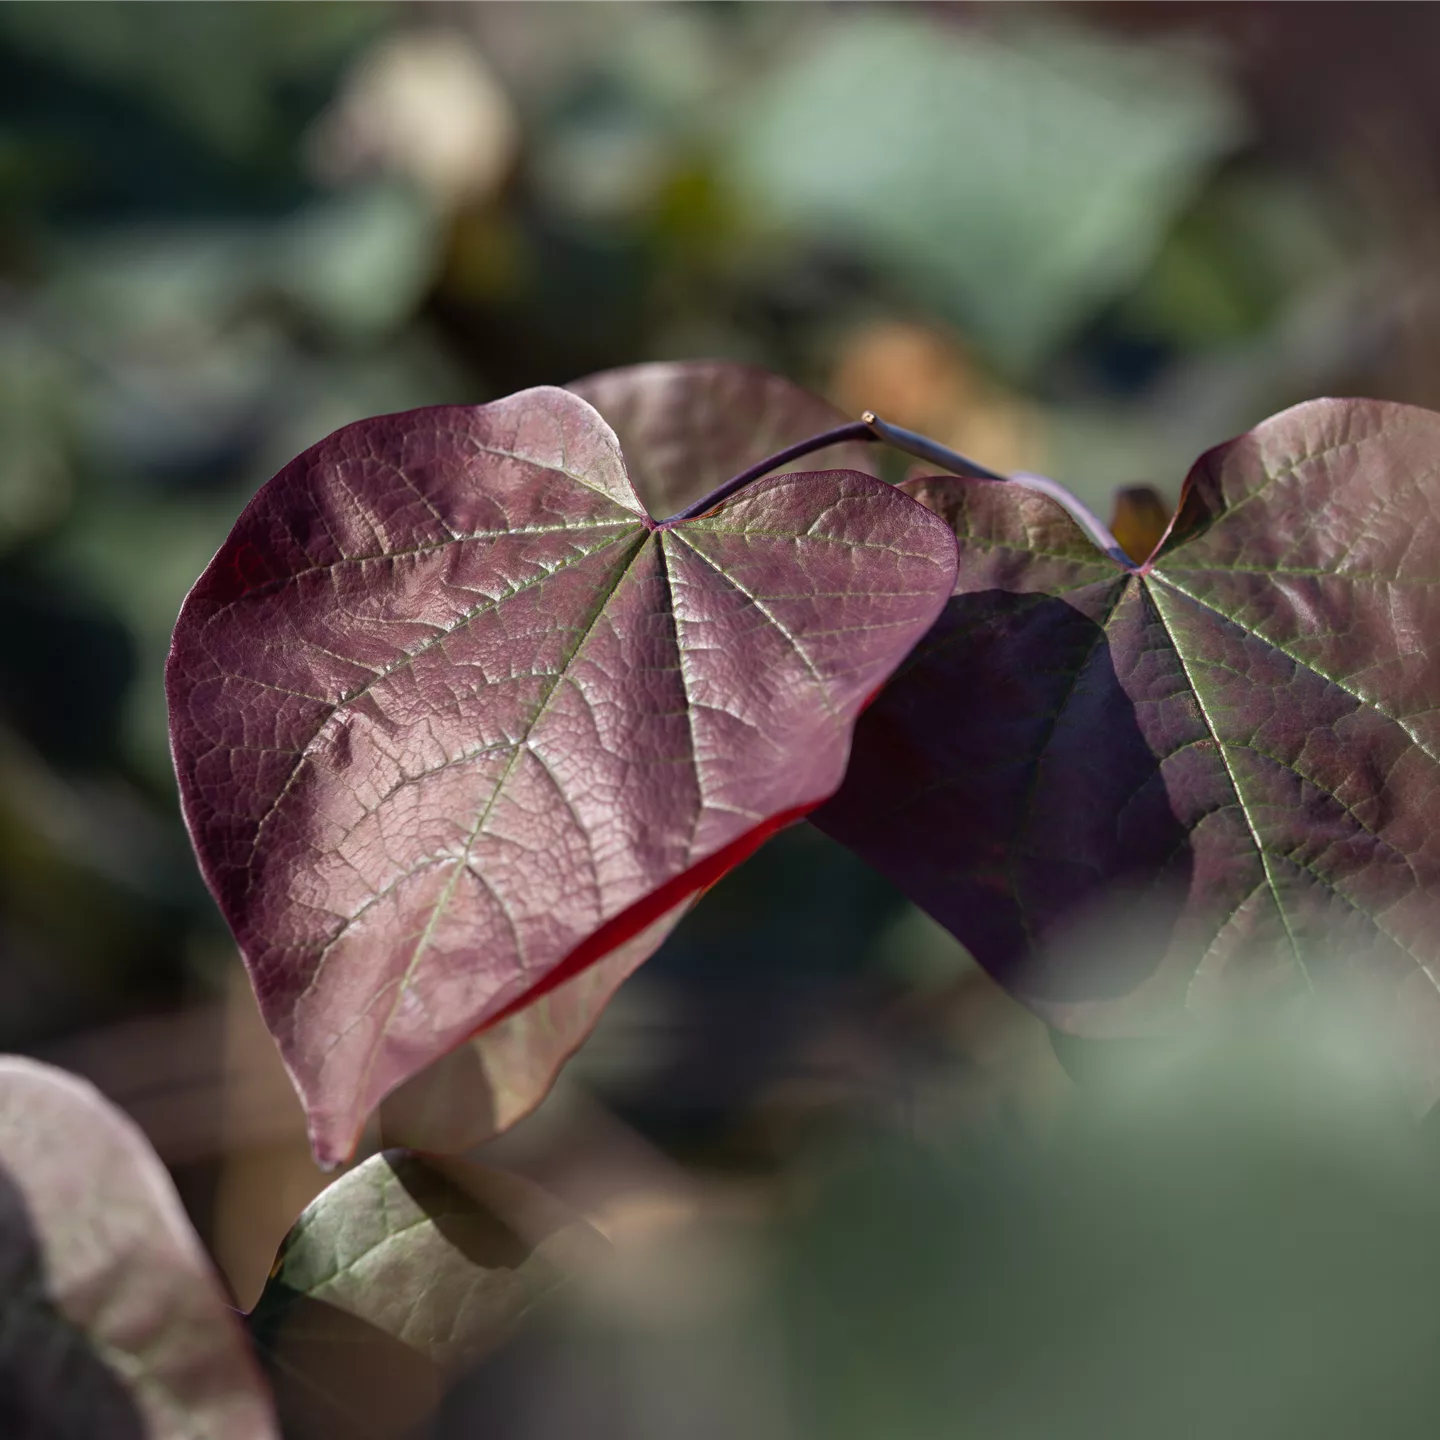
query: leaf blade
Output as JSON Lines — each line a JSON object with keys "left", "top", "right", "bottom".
{"left": 169, "top": 382, "right": 957, "bottom": 1163}
{"left": 248, "top": 1151, "right": 602, "bottom": 1439}
{"left": 815, "top": 399, "right": 1440, "bottom": 1099}
{"left": 379, "top": 895, "right": 693, "bottom": 1154}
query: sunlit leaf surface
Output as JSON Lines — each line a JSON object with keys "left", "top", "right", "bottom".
{"left": 569, "top": 358, "right": 878, "bottom": 518}
{"left": 379, "top": 360, "right": 879, "bottom": 1152}
{"left": 249, "top": 1151, "right": 602, "bottom": 1439}
{"left": 168, "top": 383, "right": 956, "bottom": 1163}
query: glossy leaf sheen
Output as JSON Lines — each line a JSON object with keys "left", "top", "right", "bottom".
{"left": 816, "top": 400, "right": 1440, "bottom": 1101}
{"left": 249, "top": 1151, "right": 598, "bottom": 1366}
{"left": 168, "top": 385, "right": 956, "bottom": 1163}
{"left": 0, "top": 1057, "right": 278, "bottom": 1440}
{"left": 568, "top": 358, "right": 879, "bottom": 518}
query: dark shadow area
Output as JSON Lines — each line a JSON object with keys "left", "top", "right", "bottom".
{"left": 609, "top": 823, "right": 909, "bottom": 1157}
{"left": 249, "top": 1286, "right": 441, "bottom": 1440}
{"left": 433, "top": 1306, "right": 630, "bottom": 1440}
{"left": 386, "top": 1154, "right": 537, "bottom": 1271}
{"left": 814, "top": 589, "right": 1191, "bottom": 1004}
{"left": 435, "top": 1283, "right": 784, "bottom": 1440}
{"left": 0, "top": 563, "right": 134, "bottom": 775}
{"left": 0, "top": 1167, "right": 145, "bottom": 1440}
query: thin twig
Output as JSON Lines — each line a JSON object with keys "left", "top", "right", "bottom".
{"left": 662, "top": 420, "right": 878, "bottom": 523}
{"left": 662, "top": 406, "right": 1133, "bottom": 571}
{"left": 863, "top": 411, "right": 1134, "bottom": 569}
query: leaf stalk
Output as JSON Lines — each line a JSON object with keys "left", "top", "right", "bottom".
{"left": 861, "top": 412, "right": 1134, "bottom": 569}
{"left": 664, "top": 420, "right": 878, "bottom": 523}
{"left": 664, "top": 408, "right": 1134, "bottom": 571}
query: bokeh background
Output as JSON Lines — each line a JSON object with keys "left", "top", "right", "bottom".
{"left": 8, "top": 4, "right": 1440, "bottom": 1435}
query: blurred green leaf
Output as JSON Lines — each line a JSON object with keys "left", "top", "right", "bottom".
{"left": 779, "top": 1025, "right": 1440, "bottom": 1440}
{"left": 0, "top": 0, "right": 388, "bottom": 158}
{"left": 1120, "top": 171, "right": 1350, "bottom": 350}
{"left": 273, "top": 181, "right": 443, "bottom": 340}
{"left": 728, "top": 14, "right": 1244, "bottom": 374}
{"left": 0, "top": 326, "right": 73, "bottom": 550}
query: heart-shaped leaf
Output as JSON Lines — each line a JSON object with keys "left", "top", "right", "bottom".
{"left": 249, "top": 1150, "right": 601, "bottom": 1439}
{"left": 379, "top": 361, "right": 876, "bottom": 1154}
{"left": 0, "top": 1056, "right": 278, "bottom": 1439}
{"left": 168, "top": 385, "right": 956, "bottom": 1164}
{"left": 815, "top": 399, "right": 1440, "bottom": 1100}
{"left": 568, "top": 359, "right": 879, "bottom": 518}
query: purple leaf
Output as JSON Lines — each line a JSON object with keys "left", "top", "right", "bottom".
{"left": 568, "top": 359, "right": 878, "bottom": 518}
{"left": 168, "top": 385, "right": 956, "bottom": 1164}
{"left": 381, "top": 360, "right": 875, "bottom": 1153}
{"left": 0, "top": 1057, "right": 278, "bottom": 1439}
{"left": 815, "top": 399, "right": 1440, "bottom": 1102}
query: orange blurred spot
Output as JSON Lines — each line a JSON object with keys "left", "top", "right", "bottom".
{"left": 1109, "top": 484, "right": 1172, "bottom": 565}
{"left": 830, "top": 320, "right": 1046, "bottom": 477}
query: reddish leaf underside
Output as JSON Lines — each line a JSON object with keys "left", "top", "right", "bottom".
{"left": 815, "top": 399, "right": 1440, "bottom": 1108}
{"left": 0, "top": 1057, "right": 278, "bottom": 1439}
{"left": 379, "top": 895, "right": 691, "bottom": 1153}
{"left": 168, "top": 385, "right": 956, "bottom": 1164}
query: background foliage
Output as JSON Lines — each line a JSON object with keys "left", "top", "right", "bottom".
{"left": 8, "top": 4, "right": 1440, "bottom": 1434}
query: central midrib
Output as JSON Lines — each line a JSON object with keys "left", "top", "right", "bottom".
{"left": 340, "top": 524, "right": 656, "bottom": 1121}
{"left": 1143, "top": 573, "right": 1313, "bottom": 991}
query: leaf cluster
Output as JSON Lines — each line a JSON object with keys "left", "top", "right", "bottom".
{"left": 10, "top": 358, "right": 1440, "bottom": 1433}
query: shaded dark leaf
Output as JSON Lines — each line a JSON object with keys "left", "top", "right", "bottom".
{"left": 168, "top": 383, "right": 956, "bottom": 1163}
{"left": 816, "top": 399, "right": 1440, "bottom": 1102}
{"left": 0, "top": 1057, "right": 277, "bottom": 1439}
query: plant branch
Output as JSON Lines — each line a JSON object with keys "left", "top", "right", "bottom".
{"left": 663, "top": 421, "right": 878, "bottom": 523}
{"left": 663, "top": 408, "right": 1134, "bottom": 571}
{"left": 859, "top": 412, "right": 1010, "bottom": 483}
{"left": 862, "top": 411, "right": 1134, "bottom": 569}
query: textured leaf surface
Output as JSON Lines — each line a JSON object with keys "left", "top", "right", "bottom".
{"left": 376, "top": 358, "right": 875, "bottom": 1152}
{"left": 248, "top": 1151, "right": 600, "bottom": 1437}
{"left": 0, "top": 1057, "right": 278, "bottom": 1440}
{"left": 568, "top": 358, "right": 878, "bottom": 519}
{"left": 168, "top": 385, "right": 956, "bottom": 1163}
{"left": 816, "top": 400, "right": 1440, "bottom": 1101}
